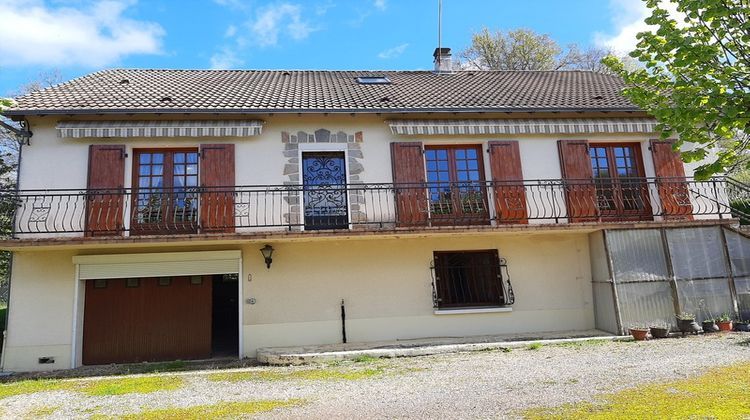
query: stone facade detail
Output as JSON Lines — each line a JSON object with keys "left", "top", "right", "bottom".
{"left": 281, "top": 129, "right": 366, "bottom": 227}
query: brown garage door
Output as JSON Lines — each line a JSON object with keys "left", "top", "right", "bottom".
{"left": 82, "top": 276, "right": 212, "bottom": 365}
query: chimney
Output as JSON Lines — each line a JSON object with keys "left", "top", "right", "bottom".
{"left": 433, "top": 48, "right": 452, "bottom": 73}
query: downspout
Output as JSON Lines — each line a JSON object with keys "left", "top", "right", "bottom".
{"left": 340, "top": 299, "right": 347, "bottom": 344}
{"left": 1, "top": 124, "right": 27, "bottom": 371}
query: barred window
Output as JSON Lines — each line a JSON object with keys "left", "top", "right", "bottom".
{"left": 431, "top": 250, "right": 513, "bottom": 309}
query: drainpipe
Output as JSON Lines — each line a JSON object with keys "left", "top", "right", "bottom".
{"left": 340, "top": 299, "right": 347, "bottom": 344}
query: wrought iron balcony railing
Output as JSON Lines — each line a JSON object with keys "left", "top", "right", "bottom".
{"left": 1, "top": 177, "right": 747, "bottom": 238}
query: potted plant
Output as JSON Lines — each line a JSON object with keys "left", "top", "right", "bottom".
{"left": 650, "top": 322, "right": 670, "bottom": 339}
{"left": 702, "top": 318, "right": 719, "bottom": 333}
{"left": 734, "top": 319, "right": 750, "bottom": 332}
{"left": 717, "top": 313, "right": 733, "bottom": 332}
{"left": 676, "top": 313, "right": 701, "bottom": 335}
{"left": 629, "top": 324, "right": 650, "bottom": 341}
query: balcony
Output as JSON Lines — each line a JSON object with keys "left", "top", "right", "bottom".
{"left": 2, "top": 177, "right": 748, "bottom": 240}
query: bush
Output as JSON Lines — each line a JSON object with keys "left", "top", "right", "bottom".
{"left": 730, "top": 200, "right": 750, "bottom": 225}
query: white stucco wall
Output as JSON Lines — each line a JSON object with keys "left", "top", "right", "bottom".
{"left": 1, "top": 230, "right": 594, "bottom": 371}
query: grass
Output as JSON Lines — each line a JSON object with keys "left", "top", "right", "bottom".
{"left": 24, "top": 405, "right": 60, "bottom": 418}
{"left": 207, "top": 366, "right": 386, "bottom": 383}
{"left": 0, "top": 375, "right": 185, "bottom": 400}
{"left": 526, "top": 342, "right": 543, "bottom": 351}
{"left": 353, "top": 354, "right": 380, "bottom": 363}
{"left": 102, "top": 399, "right": 303, "bottom": 420}
{"left": 524, "top": 362, "right": 750, "bottom": 419}
{"left": 123, "top": 360, "right": 188, "bottom": 375}
{"left": 552, "top": 339, "right": 612, "bottom": 349}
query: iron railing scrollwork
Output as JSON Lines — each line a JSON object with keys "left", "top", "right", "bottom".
{"left": 1, "top": 177, "right": 749, "bottom": 237}
{"left": 429, "top": 255, "right": 515, "bottom": 309}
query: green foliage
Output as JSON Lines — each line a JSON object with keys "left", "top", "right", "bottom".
{"left": 0, "top": 375, "right": 184, "bottom": 399}
{"left": 524, "top": 362, "right": 750, "bottom": 419}
{"left": 604, "top": 0, "right": 750, "bottom": 179}
{"left": 730, "top": 199, "right": 750, "bottom": 224}
{"left": 108, "top": 399, "right": 303, "bottom": 420}
{"left": 0, "top": 99, "right": 12, "bottom": 111}
{"left": 207, "top": 366, "right": 387, "bottom": 383}
{"left": 526, "top": 342, "right": 543, "bottom": 351}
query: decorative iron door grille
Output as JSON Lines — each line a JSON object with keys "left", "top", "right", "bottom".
{"left": 302, "top": 152, "right": 349, "bottom": 230}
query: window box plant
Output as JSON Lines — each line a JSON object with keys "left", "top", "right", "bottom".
{"left": 717, "top": 313, "right": 733, "bottom": 332}
{"left": 676, "top": 313, "right": 701, "bottom": 335}
{"left": 649, "top": 322, "right": 670, "bottom": 339}
{"left": 629, "top": 325, "right": 650, "bottom": 341}
{"left": 702, "top": 318, "right": 719, "bottom": 333}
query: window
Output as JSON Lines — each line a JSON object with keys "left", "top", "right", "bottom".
{"left": 125, "top": 278, "right": 140, "bottom": 288}
{"left": 356, "top": 76, "right": 391, "bottom": 85}
{"left": 190, "top": 276, "right": 203, "bottom": 285}
{"left": 589, "top": 144, "right": 650, "bottom": 219}
{"left": 133, "top": 149, "right": 199, "bottom": 233}
{"left": 425, "top": 145, "right": 488, "bottom": 224}
{"left": 157, "top": 277, "right": 172, "bottom": 287}
{"left": 432, "top": 250, "right": 510, "bottom": 309}
{"left": 93, "top": 279, "right": 107, "bottom": 289}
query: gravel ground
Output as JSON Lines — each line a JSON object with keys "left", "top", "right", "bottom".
{"left": 2, "top": 333, "right": 749, "bottom": 419}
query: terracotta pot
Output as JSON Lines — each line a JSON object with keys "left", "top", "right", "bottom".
{"left": 717, "top": 320, "right": 733, "bottom": 332}
{"left": 630, "top": 328, "right": 649, "bottom": 341}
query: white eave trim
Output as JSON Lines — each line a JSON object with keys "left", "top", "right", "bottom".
{"left": 387, "top": 118, "right": 658, "bottom": 136}
{"left": 57, "top": 120, "right": 264, "bottom": 138}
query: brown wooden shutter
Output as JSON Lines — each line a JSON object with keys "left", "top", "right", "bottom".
{"left": 391, "top": 142, "right": 427, "bottom": 227}
{"left": 558, "top": 140, "right": 598, "bottom": 222}
{"left": 650, "top": 140, "right": 693, "bottom": 220}
{"left": 86, "top": 145, "right": 126, "bottom": 236}
{"left": 488, "top": 141, "right": 528, "bottom": 224}
{"left": 200, "top": 144, "right": 235, "bottom": 232}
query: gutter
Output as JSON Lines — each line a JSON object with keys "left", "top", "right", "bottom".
{"left": 3, "top": 106, "right": 644, "bottom": 118}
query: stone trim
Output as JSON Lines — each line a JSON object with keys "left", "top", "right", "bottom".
{"left": 281, "top": 129, "right": 365, "bottom": 227}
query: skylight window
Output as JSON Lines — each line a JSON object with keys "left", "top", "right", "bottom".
{"left": 356, "top": 76, "right": 391, "bottom": 85}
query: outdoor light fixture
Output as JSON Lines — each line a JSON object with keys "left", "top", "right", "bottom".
{"left": 260, "top": 244, "right": 274, "bottom": 269}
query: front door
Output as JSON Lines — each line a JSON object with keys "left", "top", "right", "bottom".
{"left": 302, "top": 152, "right": 348, "bottom": 230}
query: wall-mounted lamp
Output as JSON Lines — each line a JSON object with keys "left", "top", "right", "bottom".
{"left": 260, "top": 244, "right": 274, "bottom": 269}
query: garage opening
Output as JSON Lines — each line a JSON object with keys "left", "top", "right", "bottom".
{"left": 81, "top": 274, "right": 239, "bottom": 365}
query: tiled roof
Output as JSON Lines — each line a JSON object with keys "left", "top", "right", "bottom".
{"left": 5, "top": 69, "right": 639, "bottom": 115}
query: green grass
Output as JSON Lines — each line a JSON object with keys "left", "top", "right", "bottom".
{"left": 0, "top": 375, "right": 185, "bottom": 400}
{"left": 24, "top": 405, "right": 60, "bottom": 418}
{"left": 207, "top": 367, "right": 386, "bottom": 383}
{"left": 552, "top": 339, "right": 612, "bottom": 349}
{"left": 123, "top": 360, "right": 188, "bottom": 375}
{"left": 352, "top": 354, "right": 380, "bottom": 363}
{"left": 526, "top": 342, "right": 543, "bottom": 351}
{"left": 524, "top": 362, "right": 750, "bottom": 419}
{"left": 101, "top": 399, "right": 303, "bottom": 420}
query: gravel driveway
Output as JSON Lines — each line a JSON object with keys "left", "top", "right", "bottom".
{"left": 2, "top": 333, "right": 749, "bottom": 419}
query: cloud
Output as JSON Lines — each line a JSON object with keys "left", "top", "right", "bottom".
{"left": 595, "top": 0, "right": 682, "bottom": 54}
{"left": 224, "top": 24, "right": 237, "bottom": 38}
{"left": 0, "top": 0, "right": 164, "bottom": 67}
{"left": 249, "top": 3, "right": 316, "bottom": 47}
{"left": 373, "top": 0, "right": 386, "bottom": 11}
{"left": 210, "top": 47, "right": 244, "bottom": 70}
{"left": 378, "top": 43, "right": 408, "bottom": 59}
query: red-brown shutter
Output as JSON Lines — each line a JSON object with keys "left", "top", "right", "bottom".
{"left": 488, "top": 141, "right": 528, "bottom": 224}
{"left": 391, "top": 142, "right": 427, "bottom": 227}
{"left": 86, "top": 145, "right": 126, "bottom": 236}
{"left": 200, "top": 144, "right": 235, "bottom": 232}
{"left": 558, "top": 140, "right": 598, "bottom": 222}
{"left": 650, "top": 140, "right": 693, "bottom": 220}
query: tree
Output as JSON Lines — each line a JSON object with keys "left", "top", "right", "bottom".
{"left": 459, "top": 27, "right": 634, "bottom": 73}
{"left": 604, "top": 0, "right": 750, "bottom": 179}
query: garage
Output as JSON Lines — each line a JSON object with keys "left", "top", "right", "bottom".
{"left": 82, "top": 274, "right": 238, "bottom": 365}
{"left": 72, "top": 251, "right": 243, "bottom": 366}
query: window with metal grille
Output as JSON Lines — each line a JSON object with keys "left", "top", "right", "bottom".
{"left": 431, "top": 250, "right": 514, "bottom": 309}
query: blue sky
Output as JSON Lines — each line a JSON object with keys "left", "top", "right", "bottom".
{"left": 0, "top": 0, "right": 650, "bottom": 96}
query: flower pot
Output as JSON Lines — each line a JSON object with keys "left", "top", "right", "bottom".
{"left": 717, "top": 320, "right": 733, "bottom": 332}
{"left": 650, "top": 326, "right": 670, "bottom": 338}
{"left": 734, "top": 322, "right": 750, "bottom": 332}
{"left": 703, "top": 320, "right": 719, "bottom": 333}
{"left": 630, "top": 328, "right": 649, "bottom": 341}
{"left": 677, "top": 318, "right": 701, "bottom": 334}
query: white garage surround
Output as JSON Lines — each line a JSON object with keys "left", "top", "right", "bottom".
{"left": 70, "top": 250, "right": 243, "bottom": 368}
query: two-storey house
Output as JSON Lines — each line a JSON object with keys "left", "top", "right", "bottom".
{"left": 2, "top": 49, "right": 749, "bottom": 371}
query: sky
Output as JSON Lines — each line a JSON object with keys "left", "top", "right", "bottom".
{"left": 0, "top": 0, "right": 655, "bottom": 97}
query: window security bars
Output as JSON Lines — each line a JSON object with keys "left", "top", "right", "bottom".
{"left": 430, "top": 251, "right": 515, "bottom": 309}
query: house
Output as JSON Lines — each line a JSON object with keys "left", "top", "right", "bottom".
{"left": 1, "top": 49, "right": 749, "bottom": 372}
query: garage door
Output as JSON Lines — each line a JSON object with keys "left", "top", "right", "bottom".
{"left": 82, "top": 276, "right": 212, "bottom": 365}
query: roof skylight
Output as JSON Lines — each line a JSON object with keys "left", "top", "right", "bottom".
{"left": 356, "top": 76, "right": 391, "bottom": 85}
